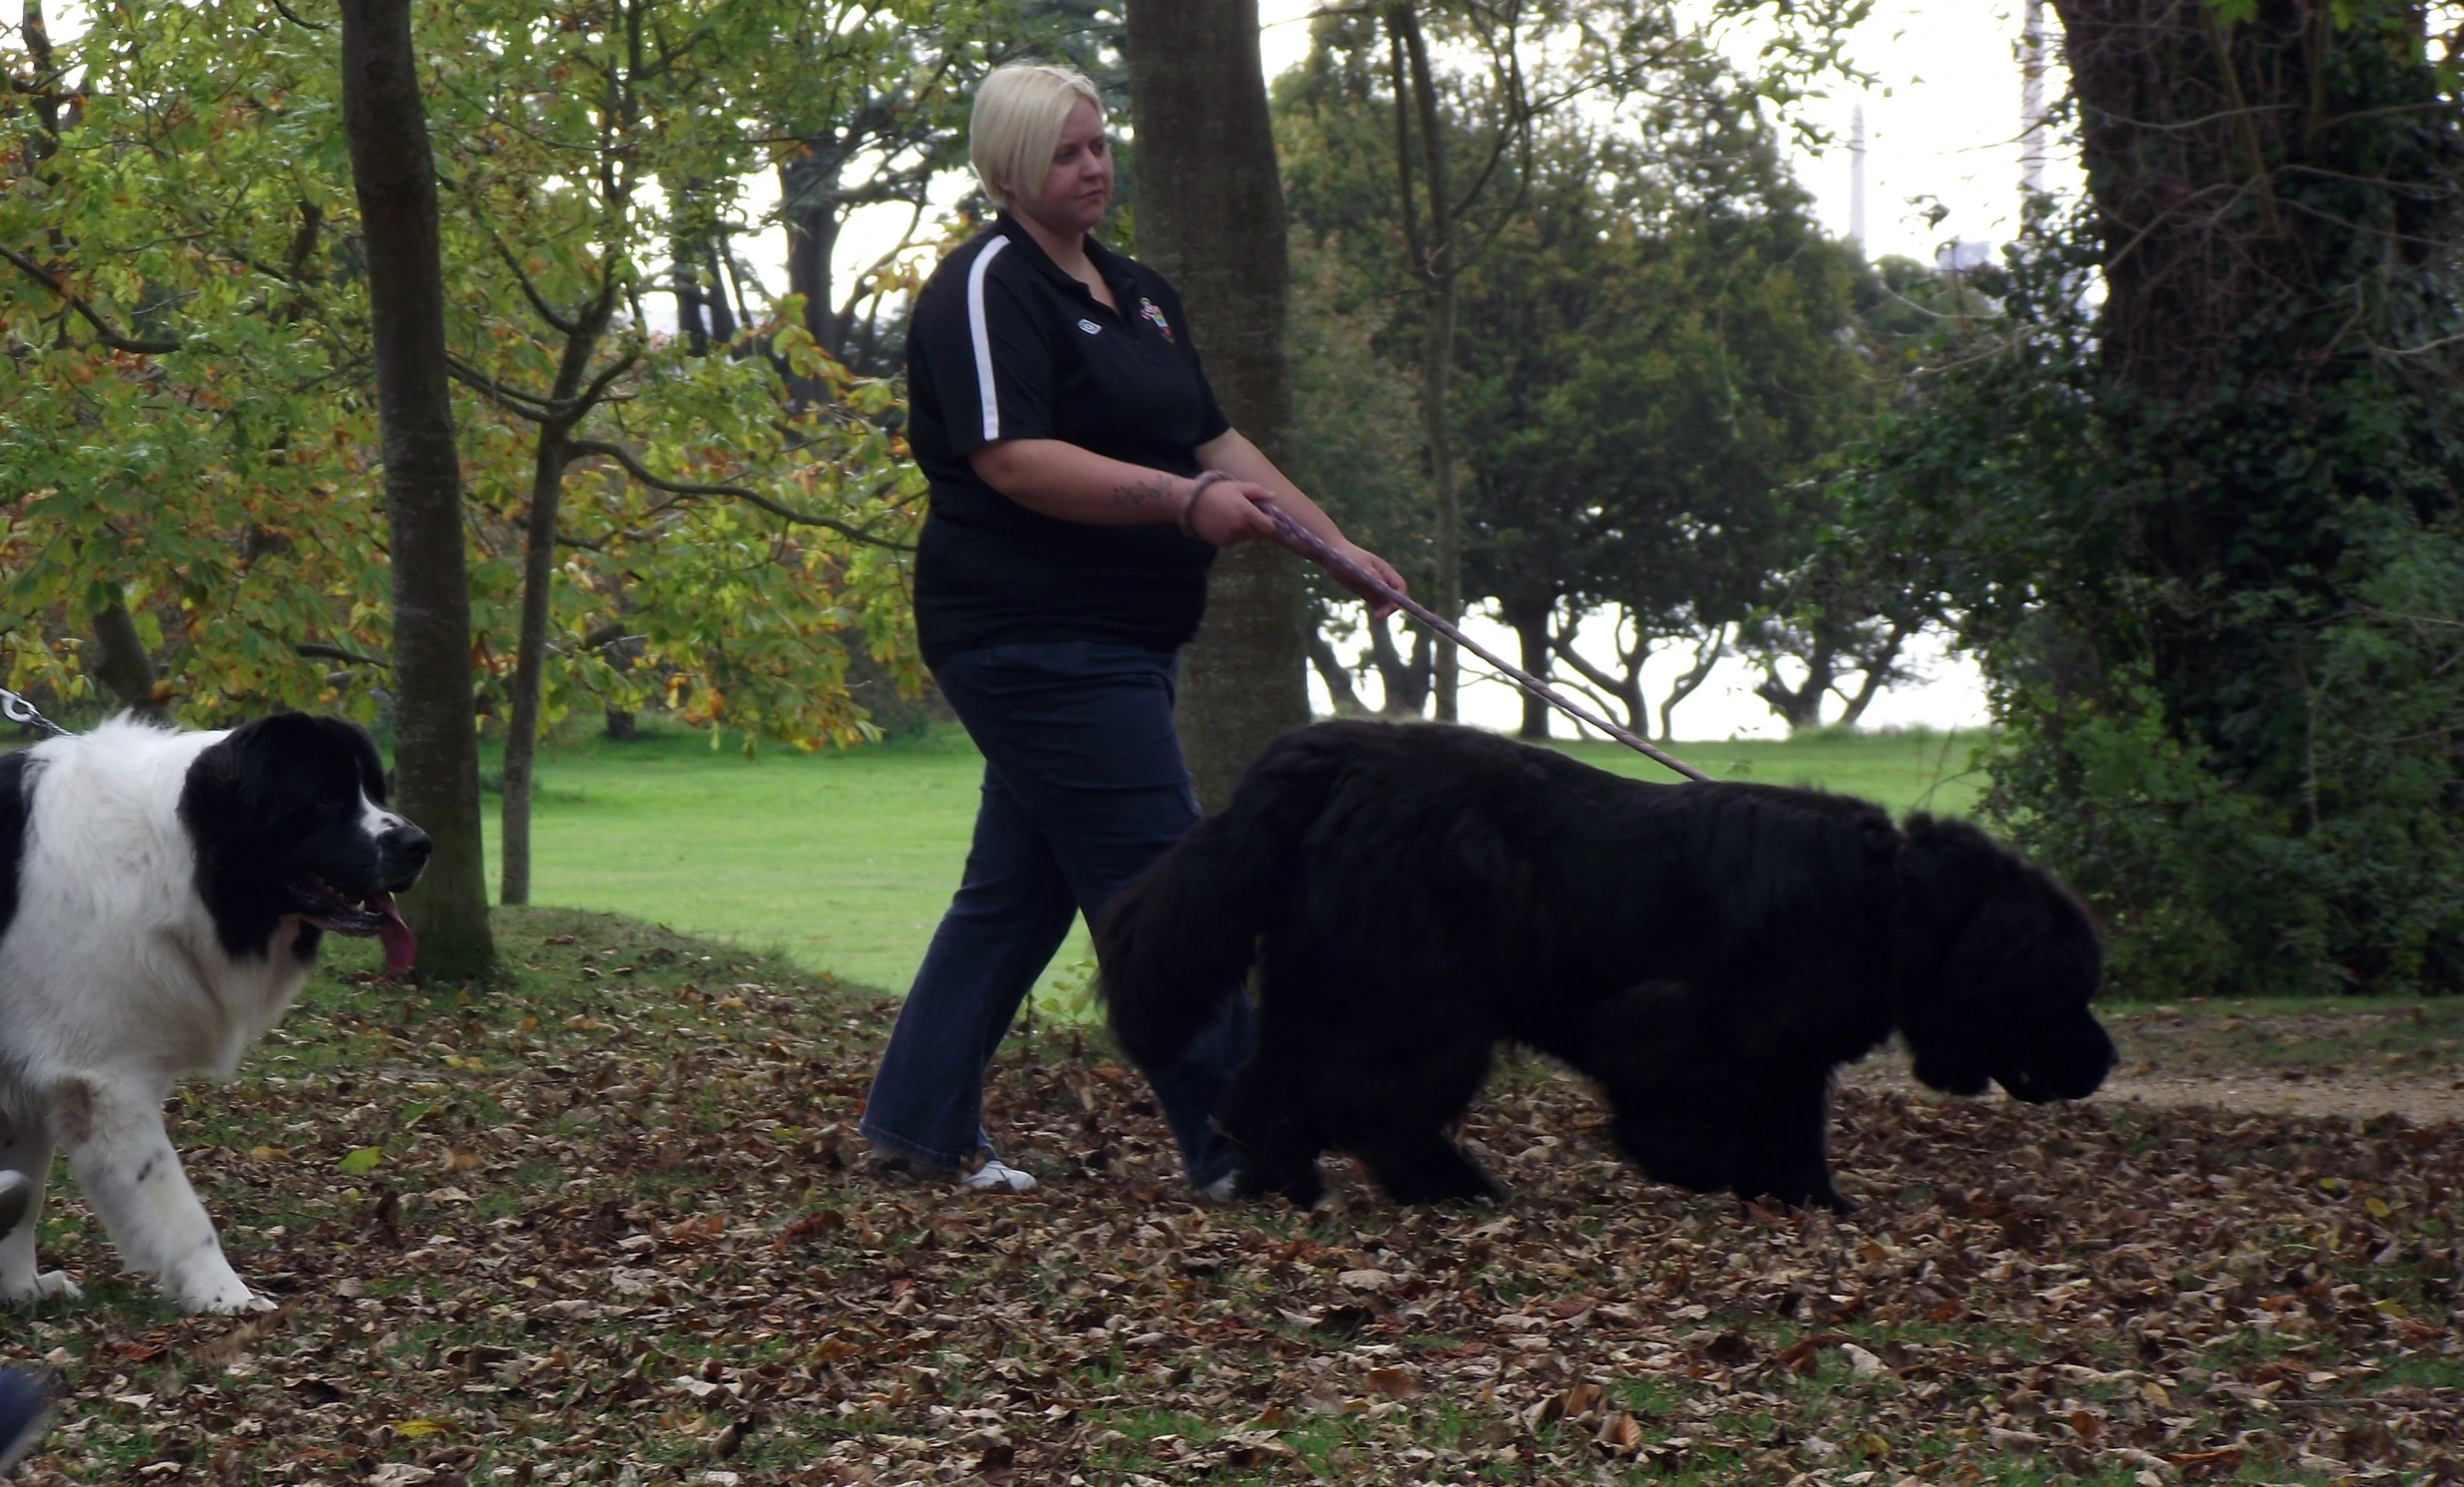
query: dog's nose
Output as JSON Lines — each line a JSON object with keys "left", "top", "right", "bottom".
{"left": 382, "top": 824, "right": 433, "bottom": 889}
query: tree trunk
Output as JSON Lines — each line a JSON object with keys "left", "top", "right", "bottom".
{"left": 341, "top": 0, "right": 494, "bottom": 978}
{"left": 1305, "top": 630, "right": 1363, "bottom": 714}
{"left": 1126, "top": 0, "right": 1308, "bottom": 812}
{"left": 89, "top": 594, "right": 169, "bottom": 723}
{"left": 1655, "top": 626, "right": 1726, "bottom": 743}
{"left": 498, "top": 440, "right": 562, "bottom": 910}
{"left": 1389, "top": 5, "right": 1462, "bottom": 722}
{"left": 1832, "top": 622, "right": 1909, "bottom": 730}
{"left": 497, "top": 424, "right": 562, "bottom": 907}
{"left": 499, "top": 303, "right": 610, "bottom": 908}
{"left": 1368, "top": 613, "right": 1432, "bottom": 716}
{"left": 781, "top": 152, "right": 841, "bottom": 396}
{"left": 1754, "top": 639, "right": 1836, "bottom": 733}
{"left": 671, "top": 236, "right": 707, "bottom": 354}
{"left": 1502, "top": 594, "right": 1552, "bottom": 740}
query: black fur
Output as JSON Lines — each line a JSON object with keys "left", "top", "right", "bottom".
{"left": 1097, "top": 721, "right": 2115, "bottom": 1212}
{"left": 0, "top": 751, "right": 38, "bottom": 949}
{"left": 176, "top": 713, "right": 425, "bottom": 962}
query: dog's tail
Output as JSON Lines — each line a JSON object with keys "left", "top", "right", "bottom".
{"left": 1097, "top": 726, "right": 1355, "bottom": 1070}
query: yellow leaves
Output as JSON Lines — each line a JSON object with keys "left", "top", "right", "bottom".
{"left": 337, "top": 1147, "right": 384, "bottom": 1175}
{"left": 392, "top": 1418, "right": 451, "bottom": 1440}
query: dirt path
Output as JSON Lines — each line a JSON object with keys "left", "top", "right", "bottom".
{"left": 1841, "top": 997, "right": 2464, "bottom": 1124}
{"left": 1842, "top": 1058, "right": 2464, "bottom": 1124}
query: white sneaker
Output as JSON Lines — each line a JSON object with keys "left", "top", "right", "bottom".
{"left": 1194, "top": 1172, "right": 1239, "bottom": 1205}
{"left": 958, "top": 1159, "right": 1036, "bottom": 1194}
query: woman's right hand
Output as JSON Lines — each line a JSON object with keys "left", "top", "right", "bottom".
{"left": 1182, "top": 477, "right": 1280, "bottom": 547}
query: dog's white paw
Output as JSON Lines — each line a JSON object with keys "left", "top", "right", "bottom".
{"left": 172, "top": 1271, "right": 269, "bottom": 1314}
{"left": 1, "top": 1270, "right": 84, "bottom": 1305}
{"left": 165, "top": 1250, "right": 265, "bottom": 1314}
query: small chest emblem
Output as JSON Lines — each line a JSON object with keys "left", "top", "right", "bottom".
{"left": 1077, "top": 318, "right": 1102, "bottom": 336}
{"left": 1139, "top": 296, "right": 1175, "bottom": 341}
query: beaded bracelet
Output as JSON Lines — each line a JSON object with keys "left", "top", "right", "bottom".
{"left": 1177, "top": 470, "right": 1237, "bottom": 539}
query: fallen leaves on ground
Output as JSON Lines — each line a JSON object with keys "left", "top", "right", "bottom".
{"left": 3, "top": 907, "right": 2459, "bottom": 1485}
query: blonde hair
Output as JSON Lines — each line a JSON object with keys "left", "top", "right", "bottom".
{"left": 969, "top": 63, "right": 1105, "bottom": 212}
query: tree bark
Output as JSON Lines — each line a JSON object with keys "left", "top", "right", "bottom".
{"left": 1305, "top": 630, "right": 1364, "bottom": 714}
{"left": 341, "top": 0, "right": 494, "bottom": 978}
{"left": 1367, "top": 613, "right": 1432, "bottom": 716}
{"left": 88, "top": 594, "right": 169, "bottom": 723}
{"left": 1388, "top": 5, "right": 1462, "bottom": 722}
{"left": 499, "top": 296, "right": 614, "bottom": 908}
{"left": 1754, "top": 639, "right": 1837, "bottom": 733}
{"left": 1502, "top": 594, "right": 1552, "bottom": 740}
{"left": 1126, "top": 0, "right": 1308, "bottom": 812}
{"left": 1655, "top": 626, "right": 1726, "bottom": 743}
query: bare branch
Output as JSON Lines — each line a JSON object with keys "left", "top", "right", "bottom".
{"left": 569, "top": 342, "right": 641, "bottom": 418}
{"left": 295, "top": 640, "right": 388, "bottom": 668}
{"left": 0, "top": 244, "right": 183, "bottom": 354}
{"left": 562, "top": 439, "right": 916, "bottom": 552}
{"left": 491, "top": 236, "right": 584, "bottom": 338}
{"left": 446, "top": 356, "right": 563, "bottom": 421}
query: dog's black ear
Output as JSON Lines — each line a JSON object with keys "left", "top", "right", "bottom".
{"left": 1894, "top": 815, "right": 2115, "bottom": 1102}
{"left": 182, "top": 713, "right": 367, "bottom": 837}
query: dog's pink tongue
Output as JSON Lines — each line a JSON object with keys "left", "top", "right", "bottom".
{"left": 377, "top": 896, "right": 418, "bottom": 976}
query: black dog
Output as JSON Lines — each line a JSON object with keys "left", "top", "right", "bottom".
{"left": 1097, "top": 721, "right": 2114, "bottom": 1211}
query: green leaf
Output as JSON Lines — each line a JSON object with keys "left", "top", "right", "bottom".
{"left": 338, "top": 1147, "right": 384, "bottom": 1175}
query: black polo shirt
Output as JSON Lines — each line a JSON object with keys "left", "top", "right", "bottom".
{"left": 904, "top": 214, "right": 1230, "bottom": 667}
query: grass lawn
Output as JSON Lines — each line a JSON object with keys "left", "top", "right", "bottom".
{"left": 484, "top": 720, "right": 1991, "bottom": 998}
{"left": 3, "top": 911, "right": 2456, "bottom": 1485}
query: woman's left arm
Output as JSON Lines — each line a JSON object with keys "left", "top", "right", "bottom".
{"left": 1195, "top": 429, "right": 1409, "bottom": 602}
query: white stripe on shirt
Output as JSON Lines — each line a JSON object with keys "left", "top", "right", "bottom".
{"left": 966, "top": 237, "right": 1012, "bottom": 442}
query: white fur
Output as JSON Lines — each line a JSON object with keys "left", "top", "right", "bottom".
{"left": 0, "top": 718, "right": 362, "bottom": 1313}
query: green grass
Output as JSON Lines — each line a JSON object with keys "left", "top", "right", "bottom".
{"left": 481, "top": 719, "right": 1990, "bottom": 996}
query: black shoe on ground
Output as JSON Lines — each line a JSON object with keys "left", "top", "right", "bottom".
{"left": 0, "top": 1365, "right": 53, "bottom": 1476}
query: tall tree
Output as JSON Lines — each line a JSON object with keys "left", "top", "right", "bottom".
{"left": 340, "top": 0, "right": 495, "bottom": 977}
{"left": 1125, "top": 0, "right": 1308, "bottom": 810}
{"left": 1838, "top": 0, "right": 2464, "bottom": 993}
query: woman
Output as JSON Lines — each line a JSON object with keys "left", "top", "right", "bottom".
{"left": 859, "top": 62, "right": 1404, "bottom": 1196}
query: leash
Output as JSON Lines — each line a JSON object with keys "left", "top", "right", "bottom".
{"left": 0, "top": 689, "right": 68, "bottom": 739}
{"left": 1257, "top": 503, "right": 1712, "bottom": 784}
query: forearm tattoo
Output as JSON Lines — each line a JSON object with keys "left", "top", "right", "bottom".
{"left": 1110, "top": 473, "right": 1181, "bottom": 514}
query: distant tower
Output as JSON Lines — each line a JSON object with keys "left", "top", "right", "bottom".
{"left": 1849, "top": 103, "right": 1868, "bottom": 247}
{"left": 2019, "top": 0, "right": 2047, "bottom": 196}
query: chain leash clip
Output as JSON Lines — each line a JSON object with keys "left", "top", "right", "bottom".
{"left": 0, "top": 689, "right": 70, "bottom": 739}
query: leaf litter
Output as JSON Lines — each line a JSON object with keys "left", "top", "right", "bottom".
{"left": 0, "top": 907, "right": 2457, "bottom": 1485}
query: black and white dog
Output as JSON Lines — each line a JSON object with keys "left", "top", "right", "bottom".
{"left": 0, "top": 713, "right": 430, "bottom": 1312}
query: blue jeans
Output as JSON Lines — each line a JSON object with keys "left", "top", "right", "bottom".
{"left": 858, "top": 641, "right": 1250, "bottom": 1185}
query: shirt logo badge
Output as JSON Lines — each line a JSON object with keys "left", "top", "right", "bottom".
{"left": 1077, "top": 318, "right": 1102, "bottom": 336}
{"left": 1139, "top": 296, "right": 1175, "bottom": 341}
